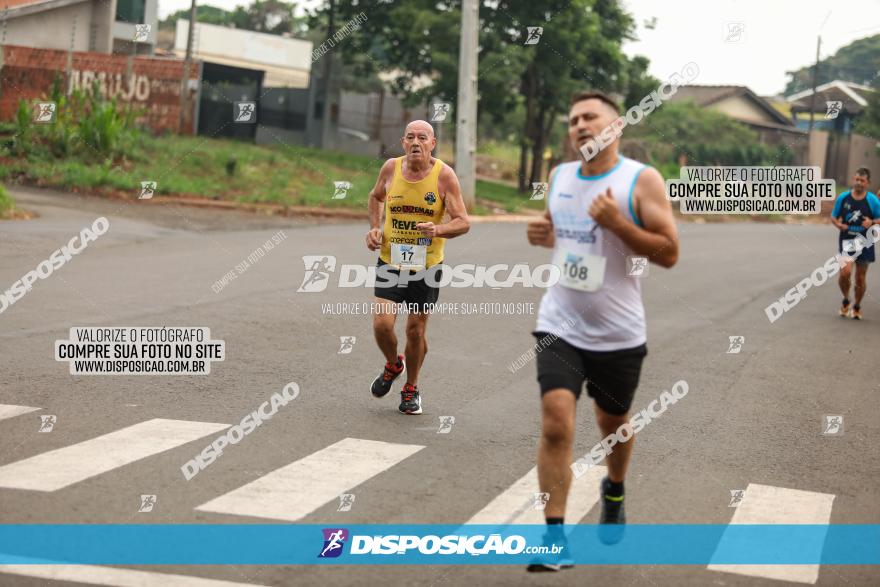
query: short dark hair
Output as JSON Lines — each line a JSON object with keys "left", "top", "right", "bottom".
{"left": 856, "top": 167, "right": 871, "bottom": 180}
{"left": 570, "top": 90, "right": 621, "bottom": 114}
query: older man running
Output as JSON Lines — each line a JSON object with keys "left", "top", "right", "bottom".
{"left": 365, "top": 120, "right": 470, "bottom": 414}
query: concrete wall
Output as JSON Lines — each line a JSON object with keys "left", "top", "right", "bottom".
{"left": 6, "top": 1, "right": 113, "bottom": 53}
{"left": 846, "top": 134, "right": 880, "bottom": 188}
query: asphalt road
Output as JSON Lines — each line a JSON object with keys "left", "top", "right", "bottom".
{"left": 0, "top": 187, "right": 877, "bottom": 586}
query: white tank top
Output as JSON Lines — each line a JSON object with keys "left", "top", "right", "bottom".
{"left": 535, "top": 157, "right": 648, "bottom": 351}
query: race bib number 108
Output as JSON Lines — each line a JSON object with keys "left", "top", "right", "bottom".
{"left": 556, "top": 249, "right": 606, "bottom": 292}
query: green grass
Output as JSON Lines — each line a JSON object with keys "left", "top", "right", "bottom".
{"left": 476, "top": 178, "right": 544, "bottom": 212}
{"left": 0, "top": 184, "right": 15, "bottom": 217}
{"left": 5, "top": 133, "right": 537, "bottom": 214}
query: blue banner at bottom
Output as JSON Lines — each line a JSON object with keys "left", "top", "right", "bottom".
{"left": 0, "top": 525, "right": 878, "bottom": 565}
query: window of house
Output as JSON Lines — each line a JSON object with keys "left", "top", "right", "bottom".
{"left": 117, "top": 0, "right": 146, "bottom": 24}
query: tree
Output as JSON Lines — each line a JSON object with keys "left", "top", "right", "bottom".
{"left": 625, "top": 101, "right": 794, "bottom": 172}
{"left": 326, "top": 0, "right": 645, "bottom": 188}
{"left": 159, "top": 1, "right": 307, "bottom": 36}
{"left": 784, "top": 34, "right": 880, "bottom": 95}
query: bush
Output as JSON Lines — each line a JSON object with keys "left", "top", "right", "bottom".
{"left": 8, "top": 77, "right": 145, "bottom": 162}
{"left": 0, "top": 184, "right": 15, "bottom": 217}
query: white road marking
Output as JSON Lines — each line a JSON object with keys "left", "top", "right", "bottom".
{"left": 465, "top": 465, "right": 607, "bottom": 524}
{"left": 708, "top": 483, "right": 835, "bottom": 584}
{"left": 0, "top": 419, "right": 229, "bottom": 491}
{"left": 196, "top": 437, "right": 425, "bottom": 522}
{"left": 0, "top": 404, "right": 40, "bottom": 422}
{"left": 0, "top": 563, "right": 267, "bottom": 586}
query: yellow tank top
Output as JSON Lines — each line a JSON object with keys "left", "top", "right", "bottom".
{"left": 380, "top": 157, "right": 446, "bottom": 268}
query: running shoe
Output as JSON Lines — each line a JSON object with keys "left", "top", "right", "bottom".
{"left": 851, "top": 304, "right": 862, "bottom": 320}
{"left": 398, "top": 383, "right": 422, "bottom": 414}
{"left": 371, "top": 355, "right": 405, "bottom": 398}
{"left": 598, "top": 477, "right": 626, "bottom": 545}
{"left": 526, "top": 526, "right": 574, "bottom": 572}
{"left": 839, "top": 299, "right": 850, "bottom": 317}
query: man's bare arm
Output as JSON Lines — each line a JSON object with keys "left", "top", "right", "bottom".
{"left": 365, "top": 159, "right": 395, "bottom": 250}
{"left": 603, "top": 167, "right": 678, "bottom": 268}
{"left": 420, "top": 166, "right": 470, "bottom": 238}
{"left": 527, "top": 166, "right": 557, "bottom": 248}
{"left": 368, "top": 159, "right": 395, "bottom": 229}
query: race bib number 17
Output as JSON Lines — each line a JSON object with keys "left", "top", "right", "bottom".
{"left": 391, "top": 243, "right": 427, "bottom": 269}
{"left": 556, "top": 249, "right": 606, "bottom": 292}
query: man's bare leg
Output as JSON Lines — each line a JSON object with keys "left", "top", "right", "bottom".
{"left": 839, "top": 260, "right": 853, "bottom": 300}
{"left": 537, "top": 389, "right": 577, "bottom": 520}
{"left": 373, "top": 298, "right": 398, "bottom": 363}
{"left": 404, "top": 311, "right": 429, "bottom": 386}
{"left": 594, "top": 404, "right": 634, "bottom": 483}
{"left": 854, "top": 263, "right": 868, "bottom": 306}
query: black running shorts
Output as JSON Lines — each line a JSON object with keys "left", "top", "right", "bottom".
{"left": 533, "top": 332, "right": 647, "bottom": 416}
{"left": 374, "top": 260, "right": 443, "bottom": 313}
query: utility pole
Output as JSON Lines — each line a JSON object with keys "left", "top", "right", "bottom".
{"left": 178, "top": 0, "right": 197, "bottom": 133}
{"left": 320, "top": 0, "right": 336, "bottom": 149}
{"left": 455, "top": 0, "right": 478, "bottom": 209}
{"left": 807, "top": 35, "right": 821, "bottom": 132}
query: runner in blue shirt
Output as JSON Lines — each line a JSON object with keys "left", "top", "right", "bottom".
{"left": 831, "top": 167, "right": 880, "bottom": 320}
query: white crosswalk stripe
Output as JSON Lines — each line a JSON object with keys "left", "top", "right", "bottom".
{"left": 0, "top": 561, "right": 267, "bottom": 586}
{"left": 196, "top": 437, "right": 424, "bottom": 522}
{"left": 0, "top": 404, "right": 41, "bottom": 422}
{"left": 707, "top": 483, "right": 836, "bottom": 584}
{"left": 0, "top": 419, "right": 229, "bottom": 492}
{"left": 466, "top": 465, "right": 607, "bottom": 524}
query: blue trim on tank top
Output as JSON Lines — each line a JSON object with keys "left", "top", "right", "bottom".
{"left": 576, "top": 157, "right": 624, "bottom": 180}
{"left": 628, "top": 166, "right": 646, "bottom": 227}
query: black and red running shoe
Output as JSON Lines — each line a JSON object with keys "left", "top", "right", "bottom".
{"left": 398, "top": 383, "right": 422, "bottom": 415}
{"left": 371, "top": 355, "right": 405, "bottom": 398}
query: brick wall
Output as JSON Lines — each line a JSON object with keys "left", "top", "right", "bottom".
{"left": 0, "top": 44, "right": 200, "bottom": 133}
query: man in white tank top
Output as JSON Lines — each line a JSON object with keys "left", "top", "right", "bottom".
{"left": 525, "top": 91, "right": 679, "bottom": 571}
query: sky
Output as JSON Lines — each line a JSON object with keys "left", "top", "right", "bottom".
{"left": 158, "top": 0, "right": 880, "bottom": 96}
